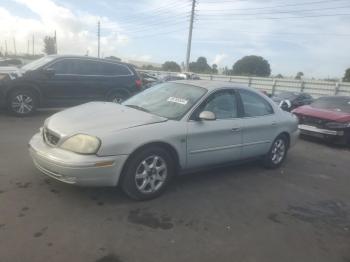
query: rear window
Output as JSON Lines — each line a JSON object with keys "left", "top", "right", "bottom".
{"left": 100, "top": 62, "right": 132, "bottom": 76}
{"left": 311, "top": 97, "right": 350, "bottom": 113}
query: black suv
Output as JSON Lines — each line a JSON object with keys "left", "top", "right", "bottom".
{"left": 0, "top": 55, "right": 142, "bottom": 116}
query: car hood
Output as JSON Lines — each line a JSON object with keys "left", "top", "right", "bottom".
{"left": 293, "top": 105, "right": 350, "bottom": 122}
{"left": 45, "top": 102, "right": 168, "bottom": 137}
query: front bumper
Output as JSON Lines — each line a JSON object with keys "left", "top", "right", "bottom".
{"left": 290, "top": 129, "right": 300, "bottom": 148}
{"left": 28, "top": 133, "right": 128, "bottom": 186}
{"left": 298, "top": 124, "right": 344, "bottom": 137}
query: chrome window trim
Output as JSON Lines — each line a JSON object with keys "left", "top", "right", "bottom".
{"left": 44, "top": 58, "right": 134, "bottom": 77}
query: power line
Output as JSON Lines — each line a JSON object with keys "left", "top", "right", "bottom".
{"left": 102, "top": 20, "right": 189, "bottom": 35}
{"left": 102, "top": 2, "right": 191, "bottom": 25}
{"left": 128, "top": 28, "right": 186, "bottom": 39}
{"left": 193, "top": 29, "right": 350, "bottom": 37}
{"left": 102, "top": 14, "right": 190, "bottom": 29}
{"left": 198, "top": 4, "right": 350, "bottom": 16}
{"left": 199, "top": 13, "right": 350, "bottom": 21}
{"left": 198, "top": 0, "right": 348, "bottom": 10}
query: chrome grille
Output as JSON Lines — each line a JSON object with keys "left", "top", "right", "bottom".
{"left": 43, "top": 128, "right": 60, "bottom": 146}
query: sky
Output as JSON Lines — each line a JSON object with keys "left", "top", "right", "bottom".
{"left": 0, "top": 0, "right": 350, "bottom": 78}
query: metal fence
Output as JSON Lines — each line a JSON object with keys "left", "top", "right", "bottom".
{"left": 138, "top": 70, "right": 350, "bottom": 98}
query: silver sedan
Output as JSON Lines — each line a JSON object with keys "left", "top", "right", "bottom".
{"left": 29, "top": 81, "right": 299, "bottom": 200}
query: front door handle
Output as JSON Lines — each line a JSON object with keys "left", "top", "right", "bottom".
{"left": 231, "top": 127, "right": 241, "bottom": 132}
{"left": 271, "top": 122, "right": 277, "bottom": 126}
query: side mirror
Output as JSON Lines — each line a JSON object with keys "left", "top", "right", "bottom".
{"left": 279, "top": 99, "right": 292, "bottom": 111}
{"left": 43, "top": 68, "right": 55, "bottom": 77}
{"left": 199, "top": 111, "right": 216, "bottom": 121}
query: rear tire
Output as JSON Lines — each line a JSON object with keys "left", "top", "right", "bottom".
{"left": 263, "top": 134, "right": 288, "bottom": 169}
{"left": 7, "top": 89, "right": 38, "bottom": 117}
{"left": 121, "top": 147, "right": 175, "bottom": 201}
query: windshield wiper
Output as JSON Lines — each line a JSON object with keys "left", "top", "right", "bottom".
{"left": 125, "top": 104, "right": 150, "bottom": 113}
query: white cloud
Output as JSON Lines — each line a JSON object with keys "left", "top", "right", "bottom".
{"left": 212, "top": 53, "right": 228, "bottom": 65}
{"left": 0, "top": 0, "right": 128, "bottom": 57}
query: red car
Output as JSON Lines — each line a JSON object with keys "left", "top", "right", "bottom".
{"left": 292, "top": 96, "right": 350, "bottom": 145}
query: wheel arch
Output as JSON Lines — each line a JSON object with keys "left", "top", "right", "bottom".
{"left": 278, "top": 131, "right": 291, "bottom": 149}
{"left": 119, "top": 141, "right": 180, "bottom": 185}
{"left": 7, "top": 84, "right": 42, "bottom": 106}
{"left": 105, "top": 88, "right": 131, "bottom": 100}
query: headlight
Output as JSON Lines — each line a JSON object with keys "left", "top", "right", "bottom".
{"left": 325, "top": 122, "right": 350, "bottom": 129}
{"left": 60, "top": 134, "right": 101, "bottom": 154}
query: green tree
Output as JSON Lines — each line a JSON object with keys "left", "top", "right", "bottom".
{"left": 43, "top": 36, "right": 57, "bottom": 55}
{"left": 162, "top": 61, "right": 181, "bottom": 72}
{"left": 223, "top": 66, "right": 232, "bottom": 75}
{"left": 232, "top": 55, "right": 271, "bottom": 77}
{"left": 343, "top": 68, "right": 350, "bottom": 82}
{"left": 295, "top": 72, "right": 304, "bottom": 80}
{"left": 189, "top": 57, "right": 212, "bottom": 73}
{"left": 212, "top": 64, "right": 218, "bottom": 74}
{"left": 276, "top": 74, "right": 284, "bottom": 78}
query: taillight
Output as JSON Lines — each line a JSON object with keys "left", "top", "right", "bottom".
{"left": 135, "top": 79, "right": 142, "bottom": 89}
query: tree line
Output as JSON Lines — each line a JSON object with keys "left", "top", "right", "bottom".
{"left": 158, "top": 55, "right": 350, "bottom": 83}
{"left": 40, "top": 34, "right": 350, "bottom": 83}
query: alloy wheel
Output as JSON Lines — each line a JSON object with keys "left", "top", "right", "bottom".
{"left": 112, "top": 96, "right": 124, "bottom": 104}
{"left": 134, "top": 155, "right": 168, "bottom": 194}
{"left": 271, "top": 138, "right": 286, "bottom": 165}
{"left": 11, "top": 94, "right": 34, "bottom": 114}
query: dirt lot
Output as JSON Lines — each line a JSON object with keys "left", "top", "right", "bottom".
{"left": 0, "top": 110, "right": 349, "bottom": 262}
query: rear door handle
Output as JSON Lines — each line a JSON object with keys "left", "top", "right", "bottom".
{"left": 231, "top": 127, "right": 241, "bottom": 132}
{"left": 271, "top": 122, "right": 277, "bottom": 126}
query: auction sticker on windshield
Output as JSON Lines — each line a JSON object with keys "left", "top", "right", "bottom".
{"left": 167, "top": 97, "right": 188, "bottom": 105}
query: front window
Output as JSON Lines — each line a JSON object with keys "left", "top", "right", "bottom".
{"left": 240, "top": 89, "right": 274, "bottom": 117}
{"left": 21, "top": 56, "right": 56, "bottom": 71}
{"left": 311, "top": 97, "right": 350, "bottom": 113}
{"left": 199, "top": 90, "right": 238, "bottom": 119}
{"left": 123, "top": 83, "right": 207, "bottom": 120}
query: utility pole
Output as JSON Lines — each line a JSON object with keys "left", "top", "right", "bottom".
{"left": 32, "top": 34, "right": 34, "bottom": 56}
{"left": 97, "top": 20, "right": 101, "bottom": 58}
{"left": 185, "top": 0, "right": 196, "bottom": 72}
{"left": 5, "top": 40, "right": 8, "bottom": 56}
{"left": 13, "top": 37, "right": 17, "bottom": 56}
{"left": 27, "top": 39, "right": 30, "bottom": 55}
{"left": 54, "top": 30, "right": 58, "bottom": 54}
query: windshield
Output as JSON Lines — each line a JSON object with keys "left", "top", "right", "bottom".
{"left": 311, "top": 96, "right": 350, "bottom": 113}
{"left": 123, "top": 83, "right": 207, "bottom": 120}
{"left": 21, "top": 56, "right": 56, "bottom": 71}
{"left": 275, "top": 91, "right": 298, "bottom": 100}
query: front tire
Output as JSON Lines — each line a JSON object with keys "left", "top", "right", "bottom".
{"left": 263, "top": 134, "right": 288, "bottom": 169}
{"left": 121, "top": 147, "right": 175, "bottom": 200}
{"left": 7, "top": 89, "right": 38, "bottom": 116}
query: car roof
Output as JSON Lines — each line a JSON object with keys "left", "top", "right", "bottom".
{"left": 46, "top": 55, "right": 133, "bottom": 67}
{"left": 172, "top": 80, "right": 251, "bottom": 91}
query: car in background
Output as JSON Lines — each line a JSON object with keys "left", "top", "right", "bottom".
{"left": 293, "top": 96, "right": 350, "bottom": 145}
{"left": 139, "top": 72, "right": 159, "bottom": 89}
{"left": 29, "top": 80, "right": 299, "bottom": 200}
{"left": 0, "top": 55, "right": 142, "bottom": 116}
{"left": 271, "top": 91, "right": 313, "bottom": 111}
{"left": 0, "top": 58, "right": 23, "bottom": 67}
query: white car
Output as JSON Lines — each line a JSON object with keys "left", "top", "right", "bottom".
{"left": 29, "top": 81, "right": 299, "bottom": 200}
